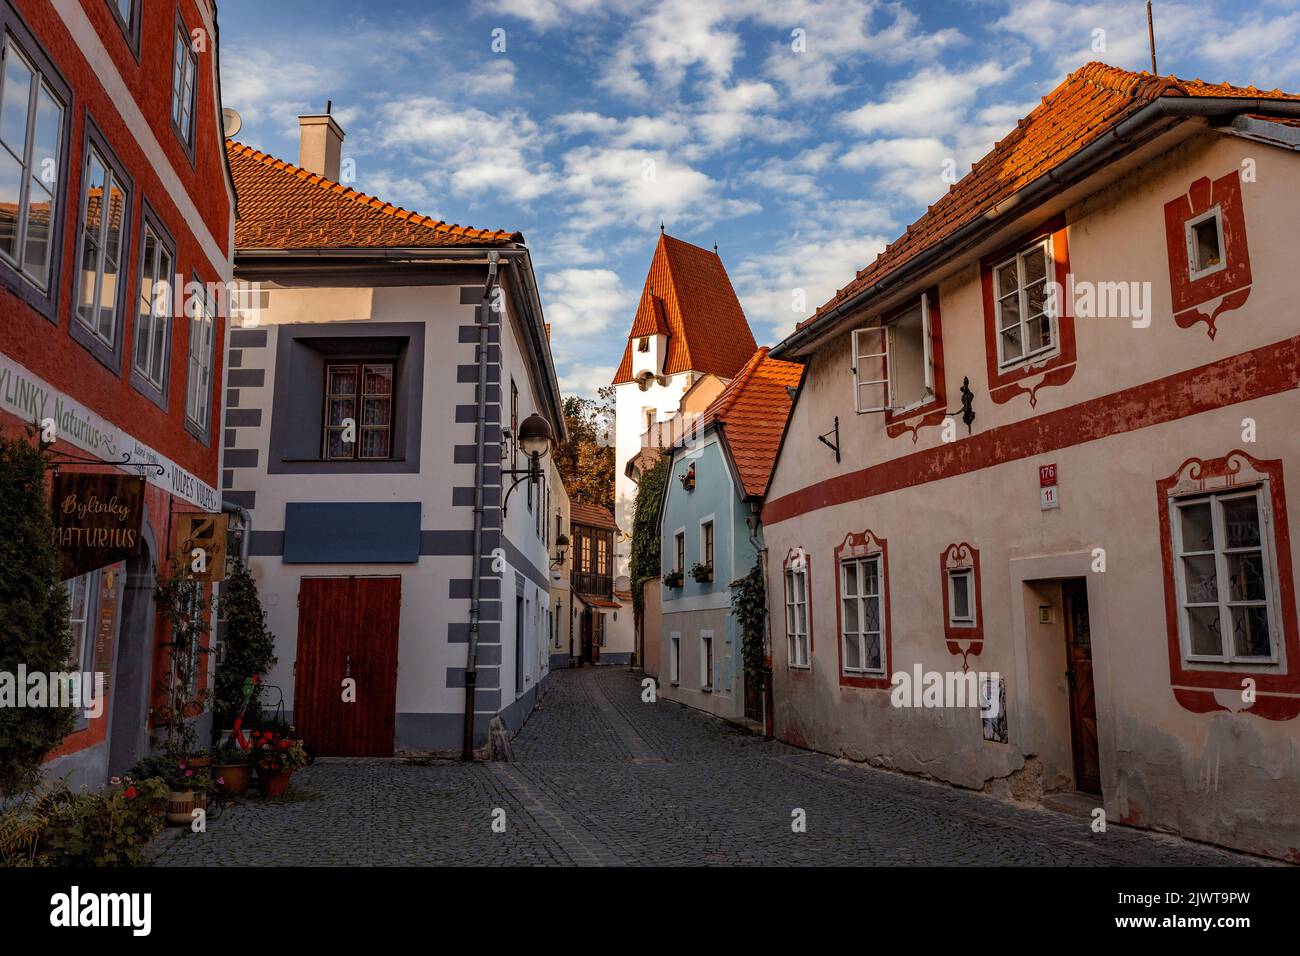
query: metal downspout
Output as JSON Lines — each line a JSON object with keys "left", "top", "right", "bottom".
{"left": 463, "top": 252, "right": 501, "bottom": 761}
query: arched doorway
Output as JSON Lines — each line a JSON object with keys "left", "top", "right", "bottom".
{"left": 107, "top": 535, "right": 155, "bottom": 777}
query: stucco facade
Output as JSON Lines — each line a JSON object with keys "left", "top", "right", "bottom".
{"left": 763, "top": 123, "right": 1300, "bottom": 860}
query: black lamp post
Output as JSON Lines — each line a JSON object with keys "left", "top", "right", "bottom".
{"left": 501, "top": 413, "right": 554, "bottom": 517}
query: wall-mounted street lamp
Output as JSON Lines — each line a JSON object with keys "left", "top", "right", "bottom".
{"left": 501, "top": 413, "right": 554, "bottom": 518}
{"left": 551, "top": 533, "right": 570, "bottom": 569}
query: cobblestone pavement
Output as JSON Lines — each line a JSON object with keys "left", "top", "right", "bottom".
{"left": 152, "top": 666, "right": 1265, "bottom": 866}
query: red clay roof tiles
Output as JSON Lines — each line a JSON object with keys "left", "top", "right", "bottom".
{"left": 226, "top": 140, "right": 522, "bottom": 250}
{"left": 806, "top": 62, "right": 1300, "bottom": 327}
{"left": 701, "top": 347, "right": 803, "bottom": 499}
{"left": 613, "top": 232, "right": 757, "bottom": 385}
{"left": 569, "top": 500, "right": 620, "bottom": 531}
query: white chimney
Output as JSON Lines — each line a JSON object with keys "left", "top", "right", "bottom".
{"left": 297, "top": 106, "right": 345, "bottom": 181}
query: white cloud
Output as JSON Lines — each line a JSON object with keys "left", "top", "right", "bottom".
{"left": 220, "top": 49, "right": 326, "bottom": 125}
{"left": 744, "top": 144, "right": 837, "bottom": 199}
{"left": 542, "top": 268, "right": 636, "bottom": 341}
{"left": 839, "top": 59, "right": 1023, "bottom": 137}
{"left": 374, "top": 97, "right": 555, "bottom": 203}
{"left": 557, "top": 363, "right": 618, "bottom": 401}
{"left": 559, "top": 146, "right": 760, "bottom": 233}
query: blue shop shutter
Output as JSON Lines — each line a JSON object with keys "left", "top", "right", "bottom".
{"left": 283, "top": 502, "right": 422, "bottom": 563}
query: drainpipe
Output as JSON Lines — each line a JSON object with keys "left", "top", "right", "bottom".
{"left": 221, "top": 500, "right": 251, "bottom": 562}
{"left": 463, "top": 252, "right": 501, "bottom": 761}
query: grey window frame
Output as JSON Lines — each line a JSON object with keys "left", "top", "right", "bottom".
{"left": 129, "top": 199, "right": 175, "bottom": 409}
{"left": 0, "top": 8, "right": 72, "bottom": 322}
{"left": 169, "top": 14, "right": 197, "bottom": 160}
{"left": 70, "top": 116, "right": 133, "bottom": 373}
{"left": 183, "top": 271, "right": 215, "bottom": 442}
{"left": 105, "top": 0, "right": 141, "bottom": 59}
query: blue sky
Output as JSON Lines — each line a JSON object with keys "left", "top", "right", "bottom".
{"left": 217, "top": 0, "right": 1299, "bottom": 399}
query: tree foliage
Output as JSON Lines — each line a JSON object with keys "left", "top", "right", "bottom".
{"left": 553, "top": 388, "right": 615, "bottom": 511}
{"left": 0, "top": 431, "right": 74, "bottom": 798}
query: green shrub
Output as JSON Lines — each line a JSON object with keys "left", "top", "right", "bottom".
{"left": 0, "top": 777, "right": 167, "bottom": 867}
{"left": 213, "top": 558, "right": 277, "bottom": 736}
{"left": 0, "top": 432, "right": 75, "bottom": 797}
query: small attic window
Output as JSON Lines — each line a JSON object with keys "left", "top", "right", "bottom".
{"left": 638, "top": 336, "right": 650, "bottom": 352}
{"left": 1186, "top": 207, "right": 1225, "bottom": 280}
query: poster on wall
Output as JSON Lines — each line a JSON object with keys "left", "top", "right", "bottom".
{"left": 981, "top": 675, "right": 1008, "bottom": 744}
{"left": 174, "top": 512, "right": 230, "bottom": 583}
{"left": 51, "top": 473, "right": 145, "bottom": 581}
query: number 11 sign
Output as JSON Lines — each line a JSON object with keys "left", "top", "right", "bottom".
{"left": 1039, "top": 463, "right": 1060, "bottom": 511}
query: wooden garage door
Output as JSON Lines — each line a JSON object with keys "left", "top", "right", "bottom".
{"left": 294, "top": 576, "right": 401, "bottom": 757}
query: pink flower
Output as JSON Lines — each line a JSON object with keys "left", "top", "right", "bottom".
{"left": 216, "top": 776, "right": 225, "bottom": 786}
{"left": 185, "top": 769, "right": 194, "bottom": 778}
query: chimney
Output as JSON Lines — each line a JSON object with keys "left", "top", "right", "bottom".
{"left": 297, "top": 105, "right": 345, "bottom": 181}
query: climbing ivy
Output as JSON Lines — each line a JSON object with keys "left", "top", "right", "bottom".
{"left": 730, "top": 559, "right": 767, "bottom": 683}
{"left": 629, "top": 452, "right": 670, "bottom": 627}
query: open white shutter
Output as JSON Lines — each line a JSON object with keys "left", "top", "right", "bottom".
{"left": 851, "top": 326, "right": 890, "bottom": 413}
{"left": 921, "top": 292, "right": 934, "bottom": 394}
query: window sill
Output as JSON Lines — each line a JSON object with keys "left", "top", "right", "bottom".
{"left": 280, "top": 457, "right": 407, "bottom": 464}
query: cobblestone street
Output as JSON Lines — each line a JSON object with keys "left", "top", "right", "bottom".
{"left": 152, "top": 667, "right": 1262, "bottom": 866}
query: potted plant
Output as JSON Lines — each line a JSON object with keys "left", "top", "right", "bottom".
{"left": 662, "top": 569, "right": 684, "bottom": 589}
{"left": 249, "top": 729, "right": 308, "bottom": 798}
{"left": 126, "top": 755, "right": 176, "bottom": 821}
{"left": 212, "top": 742, "right": 253, "bottom": 796}
{"left": 157, "top": 754, "right": 212, "bottom": 826}
{"left": 690, "top": 562, "right": 713, "bottom": 584}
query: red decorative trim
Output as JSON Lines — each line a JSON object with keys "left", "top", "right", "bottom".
{"left": 763, "top": 333, "right": 1300, "bottom": 527}
{"left": 884, "top": 285, "right": 947, "bottom": 442}
{"left": 782, "top": 547, "right": 814, "bottom": 673}
{"left": 1163, "top": 171, "right": 1252, "bottom": 340}
{"left": 832, "top": 530, "right": 892, "bottom": 689}
{"left": 1156, "top": 451, "right": 1300, "bottom": 720}
{"left": 980, "top": 215, "right": 1076, "bottom": 407}
{"left": 940, "top": 543, "right": 983, "bottom": 671}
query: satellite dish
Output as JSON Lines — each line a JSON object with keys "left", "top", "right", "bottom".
{"left": 222, "top": 108, "right": 242, "bottom": 138}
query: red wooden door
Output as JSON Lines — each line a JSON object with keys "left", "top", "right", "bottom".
{"left": 294, "top": 576, "right": 401, "bottom": 757}
{"left": 1062, "top": 578, "right": 1101, "bottom": 795}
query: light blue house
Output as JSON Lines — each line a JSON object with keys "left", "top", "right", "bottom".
{"left": 657, "top": 348, "right": 803, "bottom": 725}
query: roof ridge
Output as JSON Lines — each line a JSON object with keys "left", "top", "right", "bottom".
{"left": 225, "top": 139, "right": 522, "bottom": 243}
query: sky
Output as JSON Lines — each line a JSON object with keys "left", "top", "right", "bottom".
{"left": 216, "top": 0, "right": 1300, "bottom": 400}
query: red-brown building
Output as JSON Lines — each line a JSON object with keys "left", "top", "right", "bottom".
{"left": 0, "top": 0, "right": 235, "bottom": 786}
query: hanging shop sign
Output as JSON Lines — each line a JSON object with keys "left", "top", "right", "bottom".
{"left": 0, "top": 352, "right": 219, "bottom": 510}
{"left": 174, "top": 512, "right": 230, "bottom": 583}
{"left": 52, "top": 473, "right": 145, "bottom": 580}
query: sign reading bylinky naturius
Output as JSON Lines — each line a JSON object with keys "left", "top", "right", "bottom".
{"left": 52, "top": 473, "right": 145, "bottom": 580}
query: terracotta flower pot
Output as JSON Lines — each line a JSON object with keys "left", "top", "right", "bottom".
{"left": 186, "top": 754, "right": 213, "bottom": 769}
{"left": 216, "top": 763, "right": 252, "bottom": 796}
{"left": 166, "top": 790, "right": 208, "bottom": 826}
{"left": 258, "top": 768, "right": 292, "bottom": 798}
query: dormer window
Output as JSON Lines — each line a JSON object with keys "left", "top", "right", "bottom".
{"left": 1186, "top": 207, "right": 1225, "bottom": 280}
{"left": 637, "top": 336, "right": 650, "bottom": 352}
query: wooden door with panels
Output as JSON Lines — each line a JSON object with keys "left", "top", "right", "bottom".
{"left": 294, "top": 576, "right": 401, "bottom": 757}
{"left": 1062, "top": 577, "right": 1101, "bottom": 795}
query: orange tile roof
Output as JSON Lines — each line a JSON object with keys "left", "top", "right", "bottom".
{"left": 806, "top": 62, "right": 1300, "bottom": 326}
{"left": 701, "top": 347, "right": 804, "bottom": 499}
{"left": 226, "top": 140, "right": 523, "bottom": 250}
{"left": 569, "top": 500, "right": 619, "bottom": 531}
{"left": 612, "top": 232, "right": 757, "bottom": 384}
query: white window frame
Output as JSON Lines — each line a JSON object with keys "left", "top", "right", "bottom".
{"left": 1170, "top": 484, "right": 1281, "bottom": 665}
{"left": 851, "top": 292, "right": 932, "bottom": 414}
{"left": 993, "top": 237, "right": 1057, "bottom": 371}
{"left": 133, "top": 219, "right": 173, "bottom": 390}
{"left": 74, "top": 140, "right": 129, "bottom": 348}
{"left": 699, "top": 515, "right": 714, "bottom": 574}
{"left": 185, "top": 279, "right": 215, "bottom": 433}
{"left": 1185, "top": 205, "right": 1227, "bottom": 282}
{"left": 700, "top": 630, "right": 714, "bottom": 690}
{"left": 785, "top": 565, "right": 809, "bottom": 668}
{"left": 0, "top": 34, "right": 65, "bottom": 291}
{"left": 673, "top": 528, "right": 685, "bottom": 573}
{"left": 840, "top": 554, "right": 885, "bottom": 675}
{"left": 170, "top": 23, "right": 197, "bottom": 147}
{"left": 670, "top": 631, "right": 681, "bottom": 683}
{"left": 947, "top": 567, "right": 975, "bottom": 627}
